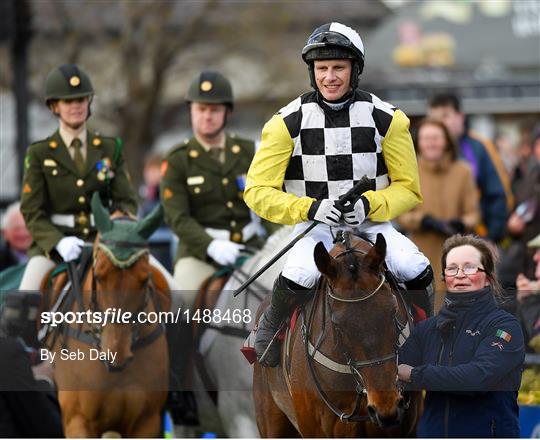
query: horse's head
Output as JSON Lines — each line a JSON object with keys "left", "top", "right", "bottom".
{"left": 90, "top": 193, "right": 163, "bottom": 371}
{"left": 314, "top": 231, "right": 406, "bottom": 427}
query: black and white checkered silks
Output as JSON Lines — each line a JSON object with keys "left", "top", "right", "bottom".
{"left": 276, "top": 91, "right": 430, "bottom": 288}
{"left": 280, "top": 90, "right": 395, "bottom": 201}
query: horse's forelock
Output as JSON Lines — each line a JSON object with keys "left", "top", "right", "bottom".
{"left": 110, "top": 209, "right": 136, "bottom": 220}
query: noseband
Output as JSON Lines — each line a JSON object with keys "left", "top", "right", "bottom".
{"left": 301, "top": 234, "right": 402, "bottom": 423}
{"left": 53, "top": 217, "right": 165, "bottom": 371}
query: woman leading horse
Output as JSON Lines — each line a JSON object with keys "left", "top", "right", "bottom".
{"left": 253, "top": 232, "right": 421, "bottom": 437}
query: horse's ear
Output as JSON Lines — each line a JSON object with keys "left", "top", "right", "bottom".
{"left": 136, "top": 203, "right": 164, "bottom": 239}
{"left": 314, "top": 242, "right": 337, "bottom": 278}
{"left": 364, "top": 233, "right": 386, "bottom": 271}
{"left": 91, "top": 192, "right": 113, "bottom": 233}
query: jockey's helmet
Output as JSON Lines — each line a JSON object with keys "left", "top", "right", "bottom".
{"left": 302, "top": 22, "right": 365, "bottom": 92}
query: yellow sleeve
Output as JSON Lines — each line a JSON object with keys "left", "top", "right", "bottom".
{"left": 244, "top": 114, "right": 314, "bottom": 225}
{"left": 363, "top": 109, "right": 423, "bottom": 221}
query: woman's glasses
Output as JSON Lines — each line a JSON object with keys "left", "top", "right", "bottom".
{"left": 444, "top": 264, "right": 486, "bottom": 277}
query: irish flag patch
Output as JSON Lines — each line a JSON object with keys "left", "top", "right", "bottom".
{"left": 496, "top": 329, "right": 512, "bottom": 342}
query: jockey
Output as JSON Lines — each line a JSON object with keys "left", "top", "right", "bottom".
{"left": 161, "top": 70, "right": 278, "bottom": 308}
{"left": 19, "top": 64, "right": 176, "bottom": 293}
{"left": 244, "top": 23, "right": 434, "bottom": 367}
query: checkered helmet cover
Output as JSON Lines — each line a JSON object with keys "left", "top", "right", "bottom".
{"left": 302, "top": 22, "right": 365, "bottom": 64}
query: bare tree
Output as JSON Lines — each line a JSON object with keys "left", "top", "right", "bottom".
{"left": 116, "top": 0, "right": 218, "bottom": 183}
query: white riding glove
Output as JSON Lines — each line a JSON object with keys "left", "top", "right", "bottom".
{"left": 56, "top": 236, "right": 85, "bottom": 262}
{"left": 207, "top": 239, "right": 245, "bottom": 266}
{"left": 307, "top": 199, "right": 342, "bottom": 227}
{"left": 342, "top": 197, "right": 369, "bottom": 227}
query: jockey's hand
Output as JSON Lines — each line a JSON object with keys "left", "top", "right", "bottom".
{"left": 56, "top": 236, "right": 85, "bottom": 262}
{"left": 207, "top": 239, "right": 245, "bottom": 266}
{"left": 308, "top": 199, "right": 342, "bottom": 227}
{"left": 341, "top": 196, "right": 369, "bottom": 227}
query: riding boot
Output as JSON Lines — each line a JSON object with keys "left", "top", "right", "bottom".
{"left": 404, "top": 265, "right": 435, "bottom": 318}
{"left": 255, "top": 274, "right": 307, "bottom": 367}
{"left": 165, "top": 320, "right": 199, "bottom": 425}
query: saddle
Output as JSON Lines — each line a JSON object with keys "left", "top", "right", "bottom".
{"left": 38, "top": 248, "right": 94, "bottom": 349}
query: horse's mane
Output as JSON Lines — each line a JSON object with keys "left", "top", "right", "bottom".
{"left": 351, "top": 230, "right": 373, "bottom": 245}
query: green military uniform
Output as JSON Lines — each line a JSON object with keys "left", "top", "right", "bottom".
{"left": 20, "top": 129, "right": 137, "bottom": 259}
{"left": 162, "top": 133, "right": 272, "bottom": 263}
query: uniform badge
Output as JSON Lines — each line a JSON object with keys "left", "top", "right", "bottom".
{"left": 48, "top": 140, "right": 58, "bottom": 149}
{"left": 24, "top": 155, "right": 31, "bottom": 169}
{"left": 23, "top": 183, "right": 32, "bottom": 193}
{"left": 187, "top": 176, "right": 205, "bottom": 186}
{"left": 231, "top": 144, "right": 241, "bottom": 154}
{"left": 69, "top": 76, "right": 81, "bottom": 87}
{"left": 96, "top": 157, "right": 114, "bottom": 180}
{"left": 92, "top": 137, "right": 102, "bottom": 147}
{"left": 236, "top": 174, "right": 247, "bottom": 191}
{"left": 189, "top": 150, "right": 199, "bottom": 158}
{"left": 163, "top": 188, "right": 173, "bottom": 199}
{"left": 200, "top": 80, "right": 213, "bottom": 92}
{"left": 43, "top": 159, "right": 57, "bottom": 167}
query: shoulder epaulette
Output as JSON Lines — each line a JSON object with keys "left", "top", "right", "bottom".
{"left": 166, "top": 140, "right": 190, "bottom": 156}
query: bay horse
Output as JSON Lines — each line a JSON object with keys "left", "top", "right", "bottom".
{"left": 253, "top": 231, "right": 422, "bottom": 437}
{"left": 40, "top": 193, "right": 170, "bottom": 437}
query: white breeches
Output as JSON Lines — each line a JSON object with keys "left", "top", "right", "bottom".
{"left": 281, "top": 221, "right": 430, "bottom": 288}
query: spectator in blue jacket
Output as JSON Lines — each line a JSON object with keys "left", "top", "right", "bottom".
{"left": 428, "top": 94, "right": 512, "bottom": 243}
{"left": 398, "top": 234, "right": 525, "bottom": 438}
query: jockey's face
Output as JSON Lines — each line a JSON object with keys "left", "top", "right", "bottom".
{"left": 314, "top": 59, "right": 352, "bottom": 101}
{"left": 418, "top": 123, "right": 447, "bottom": 162}
{"left": 190, "top": 102, "right": 227, "bottom": 141}
{"left": 427, "top": 105, "right": 464, "bottom": 140}
{"left": 51, "top": 97, "right": 89, "bottom": 129}
{"left": 444, "top": 245, "right": 489, "bottom": 293}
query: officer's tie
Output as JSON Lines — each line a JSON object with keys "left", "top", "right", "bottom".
{"left": 71, "top": 138, "right": 85, "bottom": 175}
{"left": 209, "top": 147, "right": 223, "bottom": 163}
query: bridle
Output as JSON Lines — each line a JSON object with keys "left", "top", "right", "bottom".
{"left": 54, "top": 217, "right": 165, "bottom": 371}
{"left": 301, "top": 233, "right": 409, "bottom": 423}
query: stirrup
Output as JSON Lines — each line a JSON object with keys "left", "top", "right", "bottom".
{"left": 257, "top": 321, "right": 286, "bottom": 365}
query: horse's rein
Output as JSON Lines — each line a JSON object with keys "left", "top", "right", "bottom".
{"left": 300, "top": 236, "right": 403, "bottom": 423}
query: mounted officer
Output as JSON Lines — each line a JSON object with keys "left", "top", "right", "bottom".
{"left": 161, "top": 70, "right": 277, "bottom": 307}
{"left": 19, "top": 64, "right": 175, "bottom": 291}
{"left": 244, "top": 22, "right": 435, "bottom": 367}
{"left": 19, "top": 64, "right": 137, "bottom": 291}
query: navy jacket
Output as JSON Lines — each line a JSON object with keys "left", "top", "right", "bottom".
{"left": 400, "top": 289, "right": 525, "bottom": 438}
{"left": 459, "top": 133, "right": 508, "bottom": 242}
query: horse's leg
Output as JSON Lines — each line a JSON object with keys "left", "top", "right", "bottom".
{"left": 128, "top": 410, "right": 162, "bottom": 438}
{"left": 253, "top": 363, "right": 299, "bottom": 438}
{"left": 63, "top": 413, "right": 97, "bottom": 438}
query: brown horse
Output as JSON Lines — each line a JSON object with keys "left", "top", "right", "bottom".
{"left": 40, "top": 194, "right": 170, "bottom": 437}
{"left": 253, "top": 231, "right": 422, "bottom": 437}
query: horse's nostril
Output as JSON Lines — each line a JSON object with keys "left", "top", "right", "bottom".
{"left": 367, "top": 405, "right": 377, "bottom": 418}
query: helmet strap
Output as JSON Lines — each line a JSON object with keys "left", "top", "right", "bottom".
{"left": 350, "top": 61, "right": 360, "bottom": 91}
